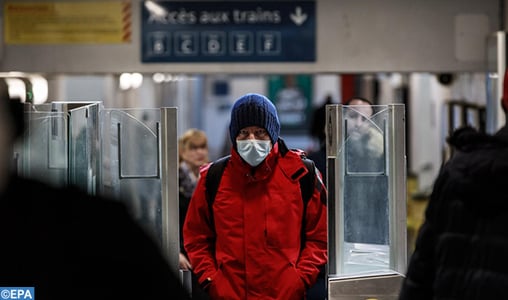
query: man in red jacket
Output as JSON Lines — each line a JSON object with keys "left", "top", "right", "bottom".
{"left": 184, "top": 93, "right": 328, "bottom": 299}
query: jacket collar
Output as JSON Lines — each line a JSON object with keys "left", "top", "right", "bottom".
{"left": 495, "top": 125, "right": 508, "bottom": 144}
{"left": 448, "top": 125, "right": 508, "bottom": 151}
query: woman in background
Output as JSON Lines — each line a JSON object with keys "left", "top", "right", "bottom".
{"left": 178, "top": 128, "right": 210, "bottom": 299}
{"left": 178, "top": 129, "right": 209, "bottom": 270}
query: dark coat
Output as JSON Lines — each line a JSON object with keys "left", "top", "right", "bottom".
{"left": 0, "top": 175, "right": 192, "bottom": 300}
{"left": 179, "top": 162, "right": 197, "bottom": 257}
{"left": 399, "top": 125, "right": 508, "bottom": 300}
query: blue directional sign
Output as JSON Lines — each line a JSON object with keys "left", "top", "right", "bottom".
{"left": 141, "top": 1, "right": 315, "bottom": 62}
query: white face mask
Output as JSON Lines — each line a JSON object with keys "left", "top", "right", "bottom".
{"left": 236, "top": 139, "right": 272, "bottom": 167}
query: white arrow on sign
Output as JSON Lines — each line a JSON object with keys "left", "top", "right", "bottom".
{"left": 290, "top": 6, "right": 307, "bottom": 26}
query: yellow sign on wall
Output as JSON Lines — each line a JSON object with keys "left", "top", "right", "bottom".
{"left": 4, "top": 1, "right": 132, "bottom": 44}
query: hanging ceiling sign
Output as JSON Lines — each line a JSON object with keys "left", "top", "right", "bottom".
{"left": 141, "top": 1, "right": 315, "bottom": 63}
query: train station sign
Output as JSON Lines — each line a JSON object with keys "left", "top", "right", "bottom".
{"left": 141, "top": 1, "right": 316, "bottom": 63}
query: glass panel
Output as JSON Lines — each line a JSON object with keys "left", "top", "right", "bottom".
{"left": 15, "top": 110, "right": 69, "bottom": 187}
{"left": 114, "top": 110, "right": 159, "bottom": 178}
{"left": 326, "top": 104, "right": 406, "bottom": 279}
{"left": 486, "top": 32, "right": 505, "bottom": 133}
{"left": 341, "top": 105, "right": 389, "bottom": 275}
{"left": 344, "top": 106, "right": 386, "bottom": 174}
{"left": 100, "top": 108, "right": 162, "bottom": 246}
{"left": 68, "top": 103, "right": 100, "bottom": 194}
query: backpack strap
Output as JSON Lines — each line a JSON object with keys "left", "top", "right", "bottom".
{"left": 298, "top": 154, "right": 317, "bottom": 251}
{"left": 205, "top": 155, "right": 230, "bottom": 228}
{"left": 277, "top": 138, "right": 319, "bottom": 250}
{"left": 278, "top": 138, "right": 315, "bottom": 203}
{"left": 299, "top": 155, "right": 316, "bottom": 207}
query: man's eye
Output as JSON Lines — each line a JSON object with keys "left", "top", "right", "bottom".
{"left": 347, "top": 112, "right": 359, "bottom": 118}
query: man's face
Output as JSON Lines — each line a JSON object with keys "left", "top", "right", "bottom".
{"left": 345, "top": 99, "right": 373, "bottom": 139}
{"left": 236, "top": 126, "right": 270, "bottom": 141}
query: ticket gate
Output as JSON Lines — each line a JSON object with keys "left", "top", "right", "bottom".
{"left": 326, "top": 104, "right": 407, "bottom": 300}
{"left": 14, "top": 102, "right": 180, "bottom": 273}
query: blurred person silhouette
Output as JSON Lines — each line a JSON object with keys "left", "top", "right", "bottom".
{"left": 0, "top": 79, "right": 194, "bottom": 300}
{"left": 178, "top": 128, "right": 210, "bottom": 299}
{"left": 344, "top": 97, "right": 384, "bottom": 173}
{"left": 307, "top": 96, "right": 384, "bottom": 176}
{"left": 183, "top": 93, "right": 327, "bottom": 300}
{"left": 306, "top": 94, "right": 333, "bottom": 300}
{"left": 398, "top": 77, "right": 508, "bottom": 299}
{"left": 307, "top": 94, "right": 333, "bottom": 177}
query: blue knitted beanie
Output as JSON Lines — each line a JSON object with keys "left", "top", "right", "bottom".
{"left": 229, "top": 93, "right": 280, "bottom": 148}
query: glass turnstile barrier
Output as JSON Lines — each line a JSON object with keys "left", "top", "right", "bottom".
{"left": 14, "top": 103, "right": 179, "bottom": 274}
{"left": 326, "top": 104, "right": 406, "bottom": 300}
{"left": 99, "top": 107, "right": 179, "bottom": 272}
{"left": 14, "top": 101, "right": 101, "bottom": 190}
{"left": 486, "top": 31, "right": 506, "bottom": 133}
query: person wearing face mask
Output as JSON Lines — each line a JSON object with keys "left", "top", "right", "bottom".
{"left": 183, "top": 93, "right": 327, "bottom": 300}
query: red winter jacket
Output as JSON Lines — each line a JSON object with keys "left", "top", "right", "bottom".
{"left": 183, "top": 140, "right": 327, "bottom": 300}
